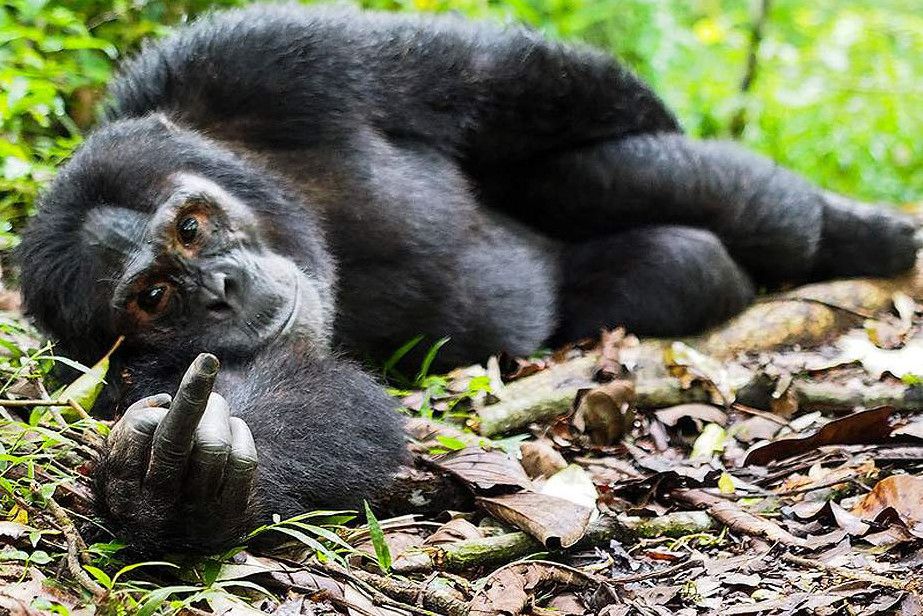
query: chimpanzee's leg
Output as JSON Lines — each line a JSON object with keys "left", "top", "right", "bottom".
{"left": 476, "top": 133, "right": 918, "bottom": 285}
{"left": 554, "top": 225, "right": 754, "bottom": 342}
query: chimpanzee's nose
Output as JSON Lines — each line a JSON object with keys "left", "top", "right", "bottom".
{"left": 202, "top": 271, "right": 239, "bottom": 315}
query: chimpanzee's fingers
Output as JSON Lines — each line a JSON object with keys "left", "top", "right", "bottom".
{"left": 219, "top": 417, "right": 258, "bottom": 511}
{"left": 108, "top": 397, "right": 171, "bottom": 481}
{"left": 147, "top": 353, "right": 219, "bottom": 485}
{"left": 185, "top": 393, "right": 232, "bottom": 500}
{"left": 125, "top": 393, "right": 173, "bottom": 414}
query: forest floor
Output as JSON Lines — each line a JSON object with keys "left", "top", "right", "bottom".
{"left": 2, "top": 262, "right": 923, "bottom": 615}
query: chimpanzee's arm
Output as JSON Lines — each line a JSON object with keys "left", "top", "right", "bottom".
{"left": 97, "top": 350, "right": 408, "bottom": 554}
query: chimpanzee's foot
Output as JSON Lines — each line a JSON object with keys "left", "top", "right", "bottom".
{"left": 813, "top": 193, "right": 919, "bottom": 279}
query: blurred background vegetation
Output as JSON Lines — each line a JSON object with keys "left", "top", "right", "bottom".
{"left": 1, "top": 0, "right": 921, "bottom": 252}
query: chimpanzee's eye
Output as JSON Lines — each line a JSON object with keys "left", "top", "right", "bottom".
{"left": 177, "top": 216, "right": 199, "bottom": 245}
{"left": 137, "top": 284, "right": 168, "bottom": 314}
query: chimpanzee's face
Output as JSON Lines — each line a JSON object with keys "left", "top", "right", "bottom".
{"left": 86, "top": 171, "right": 329, "bottom": 357}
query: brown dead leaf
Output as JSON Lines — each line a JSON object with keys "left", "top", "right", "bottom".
{"left": 594, "top": 327, "right": 638, "bottom": 382}
{"left": 469, "top": 562, "right": 597, "bottom": 616}
{"left": 734, "top": 416, "right": 783, "bottom": 443}
{"left": 519, "top": 439, "right": 567, "bottom": 479}
{"left": 654, "top": 403, "right": 727, "bottom": 427}
{"left": 828, "top": 501, "right": 872, "bottom": 536}
{"left": 544, "top": 593, "right": 587, "bottom": 615}
{"left": 431, "top": 447, "right": 533, "bottom": 492}
{"left": 477, "top": 492, "right": 592, "bottom": 548}
{"left": 852, "top": 474, "right": 923, "bottom": 535}
{"left": 0, "top": 522, "right": 30, "bottom": 540}
{"left": 344, "top": 584, "right": 407, "bottom": 616}
{"left": 598, "top": 607, "right": 631, "bottom": 616}
{"left": 743, "top": 406, "right": 895, "bottom": 466}
{"left": 423, "top": 518, "right": 483, "bottom": 545}
{"left": 0, "top": 568, "right": 80, "bottom": 616}
{"left": 501, "top": 355, "right": 549, "bottom": 381}
{"left": 573, "top": 379, "right": 635, "bottom": 445}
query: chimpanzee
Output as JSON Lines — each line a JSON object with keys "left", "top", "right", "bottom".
{"left": 17, "top": 4, "right": 918, "bottom": 552}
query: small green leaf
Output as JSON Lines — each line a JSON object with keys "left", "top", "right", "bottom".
{"left": 718, "top": 472, "right": 736, "bottom": 494}
{"left": 111, "top": 560, "right": 179, "bottom": 586}
{"left": 691, "top": 423, "right": 726, "bottom": 459}
{"left": 57, "top": 337, "right": 123, "bottom": 415}
{"left": 382, "top": 335, "right": 423, "bottom": 381}
{"left": 435, "top": 435, "right": 466, "bottom": 451}
{"left": 415, "top": 337, "right": 450, "bottom": 385}
{"left": 363, "top": 501, "right": 391, "bottom": 573}
{"left": 83, "top": 565, "right": 112, "bottom": 589}
{"left": 136, "top": 586, "right": 200, "bottom": 616}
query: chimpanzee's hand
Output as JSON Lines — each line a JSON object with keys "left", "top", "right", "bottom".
{"left": 98, "top": 353, "right": 259, "bottom": 551}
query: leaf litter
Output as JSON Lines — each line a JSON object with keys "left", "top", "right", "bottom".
{"left": 6, "top": 272, "right": 923, "bottom": 613}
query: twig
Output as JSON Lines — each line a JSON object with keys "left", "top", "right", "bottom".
{"left": 608, "top": 556, "right": 701, "bottom": 584}
{"left": 0, "top": 399, "right": 86, "bottom": 407}
{"left": 731, "top": 403, "right": 788, "bottom": 426}
{"left": 40, "top": 491, "right": 106, "bottom": 599}
{"left": 343, "top": 567, "right": 468, "bottom": 616}
{"left": 671, "top": 488, "right": 806, "bottom": 548}
{"left": 729, "top": 0, "right": 772, "bottom": 137}
{"left": 392, "top": 515, "right": 633, "bottom": 574}
{"left": 319, "top": 562, "right": 444, "bottom": 616}
{"left": 480, "top": 558, "right": 602, "bottom": 589}
{"left": 66, "top": 398, "right": 92, "bottom": 420}
{"left": 37, "top": 381, "right": 67, "bottom": 428}
{"left": 781, "top": 553, "right": 915, "bottom": 591}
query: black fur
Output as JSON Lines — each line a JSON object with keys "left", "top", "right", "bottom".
{"left": 16, "top": 4, "right": 918, "bottom": 552}
{"left": 96, "top": 344, "right": 407, "bottom": 553}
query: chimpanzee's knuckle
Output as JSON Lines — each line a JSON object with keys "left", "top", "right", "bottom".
{"left": 113, "top": 408, "right": 167, "bottom": 443}
{"left": 230, "top": 452, "right": 259, "bottom": 471}
{"left": 195, "top": 433, "right": 231, "bottom": 456}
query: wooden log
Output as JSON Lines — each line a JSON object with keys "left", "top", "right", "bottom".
{"left": 391, "top": 512, "right": 713, "bottom": 574}
{"left": 474, "top": 265, "right": 923, "bottom": 436}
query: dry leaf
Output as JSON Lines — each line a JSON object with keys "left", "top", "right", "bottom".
{"left": 835, "top": 331, "right": 923, "bottom": 379}
{"left": 654, "top": 403, "right": 727, "bottom": 427}
{"left": 573, "top": 379, "right": 635, "bottom": 445}
{"left": 743, "top": 406, "right": 894, "bottom": 466}
{"left": 431, "top": 447, "right": 533, "bottom": 491}
{"left": 424, "top": 518, "right": 483, "bottom": 545}
{"left": 540, "top": 464, "right": 598, "bottom": 511}
{"left": 519, "top": 440, "right": 567, "bottom": 479}
{"left": 852, "top": 474, "right": 923, "bottom": 535}
{"left": 477, "top": 492, "right": 592, "bottom": 548}
{"left": 469, "top": 562, "right": 596, "bottom": 616}
{"left": 594, "top": 327, "right": 638, "bottom": 381}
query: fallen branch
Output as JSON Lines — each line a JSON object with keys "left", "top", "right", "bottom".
{"left": 794, "top": 380, "right": 923, "bottom": 413}
{"left": 781, "top": 553, "right": 914, "bottom": 592}
{"left": 671, "top": 488, "right": 806, "bottom": 548}
{"left": 322, "top": 562, "right": 462, "bottom": 616}
{"left": 476, "top": 360, "right": 923, "bottom": 436}
{"left": 42, "top": 493, "right": 106, "bottom": 599}
{"left": 476, "top": 355, "right": 597, "bottom": 436}
{"left": 388, "top": 510, "right": 712, "bottom": 575}
{"left": 474, "top": 268, "right": 923, "bottom": 435}
{"left": 619, "top": 511, "right": 715, "bottom": 538}
{"left": 609, "top": 556, "right": 702, "bottom": 584}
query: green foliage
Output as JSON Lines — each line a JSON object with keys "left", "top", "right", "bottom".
{"left": 1, "top": 0, "right": 920, "bottom": 251}
{"left": 363, "top": 500, "right": 391, "bottom": 573}
{"left": 0, "top": 0, "right": 243, "bottom": 252}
